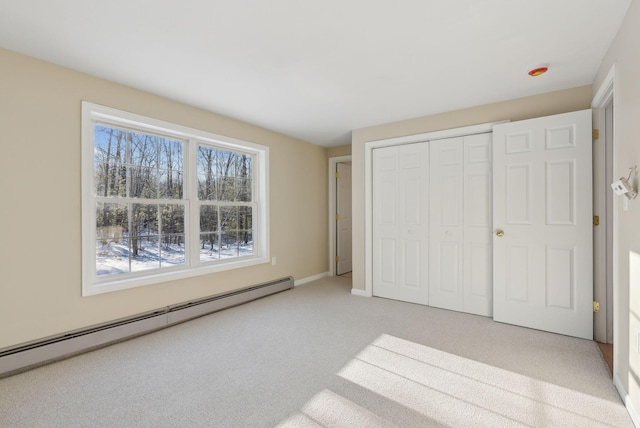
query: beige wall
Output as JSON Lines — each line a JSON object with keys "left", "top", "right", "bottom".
{"left": 327, "top": 144, "right": 352, "bottom": 158}
{"left": 593, "top": 0, "right": 640, "bottom": 416}
{"left": 351, "top": 85, "right": 592, "bottom": 295}
{"left": 0, "top": 48, "right": 328, "bottom": 349}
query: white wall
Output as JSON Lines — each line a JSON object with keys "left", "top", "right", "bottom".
{"left": 593, "top": 0, "right": 640, "bottom": 418}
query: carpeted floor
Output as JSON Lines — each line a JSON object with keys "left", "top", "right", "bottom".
{"left": 0, "top": 276, "right": 633, "bottom": 427}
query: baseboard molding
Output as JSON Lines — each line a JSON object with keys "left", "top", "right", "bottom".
{"left": 294, "top": 272, "right": 329, "bottom": 286}
{"left": 351, "top": 288, "right": 370, "bottom": 297}
{"left": 614, "top": 374, "right": 640, "bottom": 427}
{"left": 0, "top": 276, "right": 293, "bottom": 378}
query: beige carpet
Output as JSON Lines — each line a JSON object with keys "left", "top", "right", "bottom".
{"left": 0, "top": 276, "right": 633, "bottom": 427}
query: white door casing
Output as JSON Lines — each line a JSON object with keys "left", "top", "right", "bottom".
{"left": 493, "top": 109, "right": 593, "bottom": 340}
{"left": 336, "top": 162, "right": 352, "bottom": 275}
{"left": 372, "top": 143, "right": 429, "bottom": 305}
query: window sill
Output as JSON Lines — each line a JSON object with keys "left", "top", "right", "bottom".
{"left": 82, "top": 256, "right": 270, "bottom": 296}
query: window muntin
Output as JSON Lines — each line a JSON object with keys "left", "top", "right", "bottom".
{"left": 83, "top": 102, "right": 269, "bottom": 296}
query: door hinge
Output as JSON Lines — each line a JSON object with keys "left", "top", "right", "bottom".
{"left": 593, "top": 301, "right": 600, "bottom": 313}
{"left": 593, "top": 215, "right": 600, "bottom": 226}
{"left": 335, "top": 213, "right": 340, "bottom": 220}
{"left": 593, "top": 129, "right": 600, "bottom": 140}
{"left": 335, "top": 172, "right": 340, "bottom": 178}
{"left": 335, "top": 256, "right": 340, "bottom": 262}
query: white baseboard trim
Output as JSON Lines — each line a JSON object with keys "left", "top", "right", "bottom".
{"left": 614, "top": 374, "right": 640, "bottom": 427}
{"left": 294, "top": 272, "right": 329, "bottom": 286}
{"left": 351, "top": 288, "right": 370, "bottom": 297}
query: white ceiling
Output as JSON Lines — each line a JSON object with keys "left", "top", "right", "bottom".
{"left": 0, "top": 0, "right": 632, "bottom": 147}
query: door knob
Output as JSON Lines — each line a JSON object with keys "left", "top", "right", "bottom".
{"left": 496, "top": 229, "right": 504, "bottom": 237}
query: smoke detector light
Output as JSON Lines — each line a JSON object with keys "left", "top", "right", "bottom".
{"left": 528, "top": 67, "right": 548, "bottom": 77}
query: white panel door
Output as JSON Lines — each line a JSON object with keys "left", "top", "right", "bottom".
{"left": 493, "top": 110, "right": 593, "bottom": 339}
{"left": 336, "top": 162, "right": 352, "bottom": 275}
{"left": 373, "top": 143, "right": 429, "bottom": 305}
{"left": 463, "top": 133, "right": 493, "bottom": 316}
{"left": 429, "top": 137, "right": 464, "bottom": 311}
{"left": 429, "top": 134, "right": 493, "bottom": 316}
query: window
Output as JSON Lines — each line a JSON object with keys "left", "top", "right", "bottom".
{"left": 82, "top": 102, "right": 269, "bottom": 296}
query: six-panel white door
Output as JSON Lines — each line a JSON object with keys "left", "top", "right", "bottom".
{"left": 429, "top": 134, "right": 493, "bottom": 316}
{"left": 372, "top": 143, "right": 429, "bottom": 305}
{"left": 493, "top": 110, "right": 593, "bottom": 340}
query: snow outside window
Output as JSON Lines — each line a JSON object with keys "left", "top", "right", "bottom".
{"left": 82, "top": 102, "right": 269, "bottom": 296}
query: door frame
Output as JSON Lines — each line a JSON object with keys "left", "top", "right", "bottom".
{"left": 592, "top": 65, "right": 618, "bottom": 363}
{"left": 329, "top": 155, "right": 352, "bottom": 277}
{"left": 364, "top": 121, "right": 505, "bottom": 297}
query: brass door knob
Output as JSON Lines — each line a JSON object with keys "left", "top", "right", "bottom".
{"left": 496, "top": 229, "right": 504, "bottom": 237}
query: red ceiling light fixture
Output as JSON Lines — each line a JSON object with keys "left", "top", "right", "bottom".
{"left": 528, "top": 66, "right": 549, "bottom": 77}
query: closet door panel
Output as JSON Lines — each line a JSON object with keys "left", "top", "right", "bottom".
{"left": 372, "top": 143, "right": 430, "bottom": 305}
{"left": 429, "top": 137, "right": 464, "bottom": 311}
{"left": 463, "top": 133, "right": 493, "bottom": 316}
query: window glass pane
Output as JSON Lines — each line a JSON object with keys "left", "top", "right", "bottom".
{"left": 200, "top": 205, "right": 219, "bottom": 263}
{"left": 239, "top": 231, "right": 254, "bottom": 257}
{"left": 96, "top": 202, "right": 129, "bottom": 277}
{"left": 158, "top": 139, "right": 183, "bottom": 199}
{"left": 238, "top": 207, "right": 254, "bottom": 257}
{"left": 130, "top": 235, "right": 160, "bottom": 273}
{"left": 129, "top": 204, "right": 159, "bottom": 272}
{"left": 199, "top": 233, "right": 220, "bottom": 262}
{"left": 160, "top": 204, "right": 185, "bottom": 268}
{"left": 158, "top": 139, "right": 183, "bottom": 171}
{"left": 197, "top": 145, "right": 252, "bottom": 202}
{"left": 94, "top": 125, "right": 127, "bottom": 197}
{"left": 129, "top": 166, "right": 158, "bottom": 198}
{"left": 159, "top": 170, "right": 183, "bottom": 199}
{"left": 220, "top": 206, "right": 238, "bottom": 231}
{"left": 235, "top": 177, "right": 251, "bottom": 202}
{"left": 238, "top": 206, "right": 252, "bottom": 231}
{"left": 220, "top": 231, "right": 239, "bottom": 259}
{"left": 130, "top": 132, "right": 158, "bottom": 169}
{"left": 198, "top": 173, "right": 217, "bottom": 200}
{"left": 197, "top": 146, "right": 217, "bottom": 201}
{"left": 200, "top": 205, "right": 218, "bottom": 233}
{"left": 218, "top": 177, "right": 236, "bottom": 201}
{"left": 161, "top": 204, "right": 185, "bottom": 234}
{"left": 161, "top": 234, "right": 185, "bottom": 267}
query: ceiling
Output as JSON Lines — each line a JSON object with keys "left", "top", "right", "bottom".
{"left": 0, "top": 1, "right": 632, "bottom": 147}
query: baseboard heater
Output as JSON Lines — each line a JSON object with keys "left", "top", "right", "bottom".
{"left": 0, "top": 276, "right": 293, "bottom": 377}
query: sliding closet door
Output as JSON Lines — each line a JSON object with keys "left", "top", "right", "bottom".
{"left": 429, "top": 134, "right": 493, "bottom": 316}
{"left": 462, "top": 133, "right": 493, "bottom": 316}
{"left": 372, "top": 143, "right": 429, "bottom": 305}
{"left": 428, "top": 137, "right": 464, "bottom": 311}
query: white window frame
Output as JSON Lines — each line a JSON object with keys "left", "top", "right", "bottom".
{"left": 82, "top": 102, "right": 269, "bottom": 296}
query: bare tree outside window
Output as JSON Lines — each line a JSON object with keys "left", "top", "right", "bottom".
{"left": 197, "top": 145, "right": 254, "bottom": 263}
{"left": 94, "top": 125, "right": 185, "bottom": 277}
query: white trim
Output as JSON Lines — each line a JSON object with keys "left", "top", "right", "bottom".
{"left": 294, "top": 272, "right": 329, "bottom": 286}
{"left": 592, "top": 65, "right": 621, "bottom": 379}
{"left": 82, "top": 101, "right": 270, "bottom": 296}
{"left": 592, "top": 65, "right": 616, "bottom": 109}
{"left": 328, "top": 155, "right": 352, "bottom": 277}
{"left": 350, "top": 288, "right": 370, "bottom": 297}
{"left": 614, "top": 374, "right": 640, "bottom": 427}
{"left": 592, "top": 107, "right": 607, "bottom": 343}
{"left": 364, "top": 121, "right": 505, "bottom": 297}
